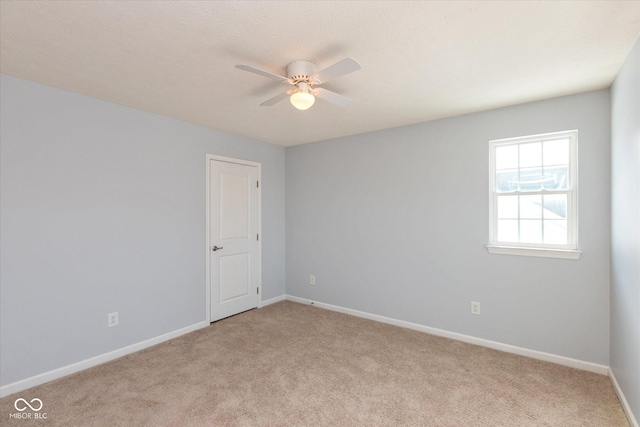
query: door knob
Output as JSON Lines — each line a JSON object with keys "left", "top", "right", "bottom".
{"left": 212, "top": 246, "right": 224, "bottom": 251}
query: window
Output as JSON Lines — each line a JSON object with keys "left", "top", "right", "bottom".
{"left": 487, "top": 130, "right": 580, "bottom": 259}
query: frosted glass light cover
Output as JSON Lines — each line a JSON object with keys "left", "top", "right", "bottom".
{"left": 290, "top": 92, "right": 315, "bottom": 110}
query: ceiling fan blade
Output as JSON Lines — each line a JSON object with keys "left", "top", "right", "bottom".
{"left": 315, "top": 88, "right": 352, "bottom": 107}
{"left": 313, "top": 58, "right": 361, "bottom": 84}
{"left": 236, "top": 64, "right": 289, "bottom": 82}
{"left": 260, "top": 92, "right": 289, "bottom": 107}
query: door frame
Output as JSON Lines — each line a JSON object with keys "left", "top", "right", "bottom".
{"left": 205, "top": 154, "right": 262, "bottom": 324}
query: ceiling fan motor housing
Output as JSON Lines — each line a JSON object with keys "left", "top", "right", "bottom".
{"left": 287, "top": 61, "right": 318, "bottom": 83}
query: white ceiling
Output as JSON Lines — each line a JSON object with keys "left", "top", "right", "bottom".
{"left": 1, "top": 1, "right": 638, "bottom": 147}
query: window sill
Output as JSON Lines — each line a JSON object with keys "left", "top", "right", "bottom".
{"left": 486, "top": 245, "right": 582, "bottom": 260}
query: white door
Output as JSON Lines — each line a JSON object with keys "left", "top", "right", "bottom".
{"left": 209, "top": 158, "right": 260, "bottom": 322}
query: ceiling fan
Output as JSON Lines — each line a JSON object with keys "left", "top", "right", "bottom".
{"left": 235, "top": 58, "right": 361, "bottom": 110}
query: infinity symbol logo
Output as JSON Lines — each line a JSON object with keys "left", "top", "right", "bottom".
{"left": 14, "top": 398, "right": 43, "bottom": 412}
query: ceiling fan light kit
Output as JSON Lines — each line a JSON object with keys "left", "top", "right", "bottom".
{"left": 236, "top": 58, "right": 361, "bottom": 111}
{"left": 289, "top": 83, "right": 315, "bottom": 110}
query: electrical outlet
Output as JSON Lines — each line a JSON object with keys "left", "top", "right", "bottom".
{"left": 108, "top": 312, "right": 119, "bottom": 327}
{"left": 471, "top": 302, "right": 481, "bottom": 315}
{"left": 310, "top": 275, "right": 316, "bottom": 285}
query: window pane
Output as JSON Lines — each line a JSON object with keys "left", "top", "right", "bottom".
{"left": 520, "top": 220, "right": 542, "bottom": 243}
{"left": 543, "top": 139, "right": 569, "bottom": 166}
{"left": 544, "top": 220, "right": 567, "bottom": 244}
{"left": 496, "top": 169, "right": 519, "bottom": 192}
{"left": 490, "top": 131, "right": 576, "bottom": 250}
{"left": 497, "top": 196, "right": 518, "bottom": 218}
{"left": 496, "top": 145, "right": 518, "bottom": 170}
{"left": 519, "top": 142, "right": 542, "bottom": 168}
{"left": 520, "top": 195, "right": 542, "bottom": 218}
{"left": 497, "top": 219, "right": 518, "bottom": 242}
{"left": 543, "top": 194, "right": 567, "bottom": 219}
{"left": 542, "top": 165, "right": 568, "bottom": 190}
{"left": 518, "top": 167, "right": 543, "bottom": 192}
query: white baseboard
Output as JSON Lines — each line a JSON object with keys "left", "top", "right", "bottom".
{"left": 0, "top": 321, "right": 208, "bottom": 398}
{"left": 609, "top": 368, "right": 639, "bottom": 427}
{"left": 285, "top": 295, "right": 609, "bottom": 375}
{"left": 259, "top": 294, "right": 286, "bottom": 308}
{"left": 2, "top": 296, "right": 618, "bottom": 403}
{"left": 1, "top": 293, "right": 290, "bottom": 398}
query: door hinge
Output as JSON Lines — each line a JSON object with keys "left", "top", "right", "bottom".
{"left": 257, "top": 234, "right": 259, "bottom": 241}
{"left": 257, "top": 181, "right": 259, "bottom": 188}
{"left": 257, "top": 287, "right": 259, "bottom": 294}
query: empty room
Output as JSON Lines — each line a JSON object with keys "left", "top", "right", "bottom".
{"left": 1, "top": 1, "right": 639, "bottom": 426}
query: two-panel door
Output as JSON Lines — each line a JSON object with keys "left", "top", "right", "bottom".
{"left": 209, "top": 159, "right": 259, "bottom": 322}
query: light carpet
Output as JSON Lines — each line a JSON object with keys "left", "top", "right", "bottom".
{"left": 1, "top": 301, "right": 629, "bottom": 426}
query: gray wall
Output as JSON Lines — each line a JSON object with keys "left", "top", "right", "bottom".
{"left": 611, "top": 37, "right": 640, "bottom": 420}
{"left": 0, "top": 74, "right": 285, "bottom": 386}
{"left": 286, "top": 90, "right": 611, "bottom": 365}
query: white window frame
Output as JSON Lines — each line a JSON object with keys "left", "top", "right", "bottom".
{"left": 487, "top": 130, "right": 581, "bottom": 260}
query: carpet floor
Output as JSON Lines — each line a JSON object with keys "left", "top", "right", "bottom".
{"left": 1, "top": 301, "right": 629, "bottom": 426}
